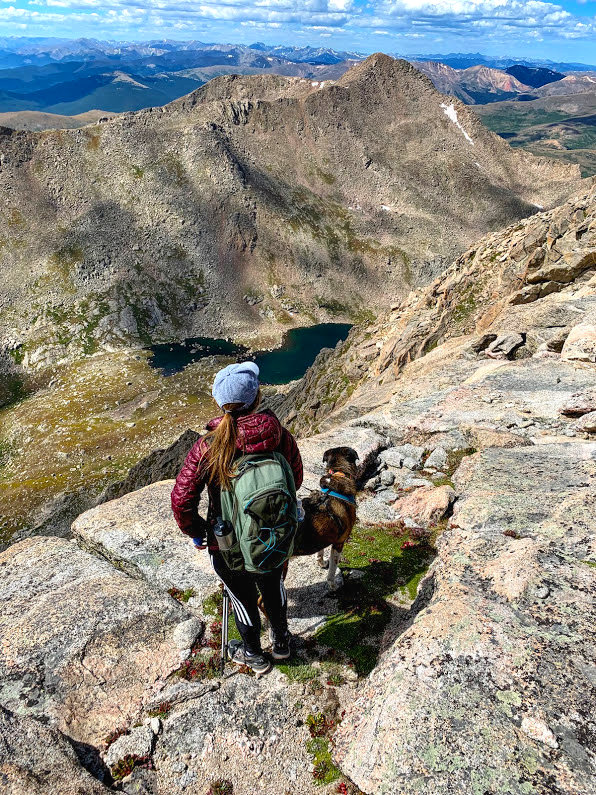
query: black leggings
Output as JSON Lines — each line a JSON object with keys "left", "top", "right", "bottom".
{"left": 210, "top": 551, "right": 288, "bottom": 656}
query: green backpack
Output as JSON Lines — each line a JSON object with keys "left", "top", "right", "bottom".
{"left": 220, "top": 452, "right": 298, "bottom": 573}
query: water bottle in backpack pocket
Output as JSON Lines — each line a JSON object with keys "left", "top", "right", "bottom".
{"left": 220, "top": 452, "right": 298, "bottom": 573}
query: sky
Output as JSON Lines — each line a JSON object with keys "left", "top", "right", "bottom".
{"left": 1, "top": 0, "right": 595, "bottom": 64}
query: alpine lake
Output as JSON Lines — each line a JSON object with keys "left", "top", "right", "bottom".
{"left": 148, "top": 322, "right": 352, "bottom": 384}
{"left": 0, "top": 323, "right": 352, "bottom": 542}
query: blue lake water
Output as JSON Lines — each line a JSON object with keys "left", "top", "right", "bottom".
{"left": 148, "top": 323, "right": 352, "bottom": 384}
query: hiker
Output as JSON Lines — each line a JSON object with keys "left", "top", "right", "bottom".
{"left": 171, "top": 361, "right": 303, "bottom": 675}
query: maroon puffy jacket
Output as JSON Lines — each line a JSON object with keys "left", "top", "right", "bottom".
{"left": 171, "top": 409, "right": 303, "bottom": 541}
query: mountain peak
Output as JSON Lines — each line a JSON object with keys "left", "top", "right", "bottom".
{"left": 337, "top": 52, "right": 436, "bottom": 93}
{"left": 341, "top": 52, "right": 413, "bottom": 76}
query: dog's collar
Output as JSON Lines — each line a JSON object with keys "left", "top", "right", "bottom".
{"left": 327, "top": 469, "right": 347, "bottom": 478}
{"left": 321, "top": 487, "right": 356, "bottom": 505}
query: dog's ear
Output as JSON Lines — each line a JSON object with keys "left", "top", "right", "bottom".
{"left": 343, "top": 447, "right": 359, "bottom": 464}
{"left": 322, "top": 448, "right": 334, "bottom": 464}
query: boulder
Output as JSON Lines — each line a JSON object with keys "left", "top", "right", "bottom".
{"left": 0, "top": 536, "right": 194, "bottom": 745}
{"left": 335, "top": 443, "right": 596, "bottom": 794}
{"left": 572, "top": 410, "right": 596, "bottom": 434}
{"left": 358, "top": 495, "right": 401, "bottom": 526}
{"left": 469, "top": 333, "right": 497, "bottom": 352}
{"left": 560, "top": 389, "right": 596, "bottom": 417}
{"left": 527, "top": 249, "right": 596, "bottom": 285}
{"left": 561, "top": 323, "right": 596, "bottom": 363}
{"left": 152, "top": 676, "right": 317, "bottom": 795}
{"left": 453, "top": 443, "right": 596, "bottom": 556}
{"left": 73, "top": 480, "right": 217, "bottom": 601}
{"left": 393, "top": 484, "right": 455, "bottom": 526}
{"left": 105, "top": 725, "right": 154, "bottom": 769}
{"left": 0, "top": 705, "right": 109, "bottom": 795}
{"left": 485, "top": 333, "right": 524, "bottom": 360}
{"left": 383, "top": 467, "right": 429, "bottom": 491}
{"left": 424, "top": 446, "right": 447, "bottom": 470}
{"left": 120, "top": 768, "right": 157, "bottom": 795}
{"left": 172, "top": 617, "right": 204, "bottom": 651}
{"left": 377, "top": 488, "right": 402, "bottom": 505}
{"left": 402, "top": 455, "right": 422, "bottom": 470}
{"left": 379, "top": 469, "right": 395, "bottom": 487}
{"left": 541, "top": 326, "right": 571, "bottom": 353}
{"left": 509, "top": 283, "right": 541, "bottom": 305}
{"left": 379, "top": 447, "right": 406, "bottom": 468}
{"left": 379, "top": 444, "right": 425, "bottom": 470}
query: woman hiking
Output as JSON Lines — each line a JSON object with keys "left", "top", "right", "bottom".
{"left": 171, "top": 361, "right": 303, "bottom": 675}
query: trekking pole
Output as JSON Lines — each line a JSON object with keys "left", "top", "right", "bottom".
{"left": 220, "top": 588, "right": 229, "bottom": 676}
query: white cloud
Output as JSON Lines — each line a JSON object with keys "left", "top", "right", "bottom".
{"left": 3, "top": 0, "right": 595, "bottom": 50}
{"left": 357, "top": 0, "right": 596, "bottom": 43}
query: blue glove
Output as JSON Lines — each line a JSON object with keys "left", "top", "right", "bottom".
{"left": 192, "top": 536, "right": 205, "bottom": 549}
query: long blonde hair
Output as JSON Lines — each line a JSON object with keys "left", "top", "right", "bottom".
{"left": 206, "top": 390, "right": 261, "bottom": 490}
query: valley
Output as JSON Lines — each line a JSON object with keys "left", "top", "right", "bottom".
{"left": 0, "top": 350, "right": 221, "bottom": 543}
{"left": 475, "top": 92, "right": 596, "bottom": 176}
{"left": 0, "top": 52, "right": 586, "bottom": 555}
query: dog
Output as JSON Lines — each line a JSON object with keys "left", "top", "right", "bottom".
{"left": 293, "top": 446, "right": 359, "bottom": 590}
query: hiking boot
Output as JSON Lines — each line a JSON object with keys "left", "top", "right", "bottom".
{"left": 269, "top": 628, "right": 292, "bottom": 661}
{"left": 228, "top": 640, "right": 272, "bottom": 675}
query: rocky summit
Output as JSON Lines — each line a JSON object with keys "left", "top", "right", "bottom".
{"left": 0, "top": 59, "right": 594, "bottom": 795}
{"left": 0, "top": 53, "right": 581, "bottom": 371}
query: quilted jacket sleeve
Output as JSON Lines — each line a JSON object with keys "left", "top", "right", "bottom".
{"left": 171, "top": 437, "right": 210, "bottom": 537}
{"left": 279, "top": 427, "right": 303, "bottom": 490}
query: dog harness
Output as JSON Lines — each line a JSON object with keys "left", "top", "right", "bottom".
{"left": 320, "top": 487, "right": 357, "bottom": 506}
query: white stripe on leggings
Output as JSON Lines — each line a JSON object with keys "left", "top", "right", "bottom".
{"left": 280, "top": 577, "right": 286, "bottom": 606}
{"left": 227, "top": 588, "right": 252, "bottom": 627}
{"left": 209, "top": 553, "right": 253, "bottom": 627}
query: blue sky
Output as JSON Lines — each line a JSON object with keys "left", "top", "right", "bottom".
{"left": 1, "top": 0, "right": 595, "bottom": 63}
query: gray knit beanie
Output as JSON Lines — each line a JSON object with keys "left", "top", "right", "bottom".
{"left": 212, "top": 361, "right": 260, "bottom": 411}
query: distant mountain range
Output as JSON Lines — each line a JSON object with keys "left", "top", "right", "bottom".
{"left": 0, "top": 40, "right": 362, "bottom": 115}
{"left": 407, "top": 51, "right": 596, "bottom": 73}
{"left": 0, "top": 38, "right": 362, "bottom": 69}
{"left": 0, "top": 38, "right": 594, "bottom": 71}
{"left": 0, "top": 38, "right": 594, "bottom": 117}
{"left": 412, "top": 62, "right": 571, "bottom": 105}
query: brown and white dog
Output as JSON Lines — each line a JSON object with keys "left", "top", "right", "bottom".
{"left": 293, "top": 446, "right": 359, "bottom": 590}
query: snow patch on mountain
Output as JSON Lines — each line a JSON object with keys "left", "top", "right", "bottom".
{"left": 440, "top": 102, "right": 474, "bottom": 146}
